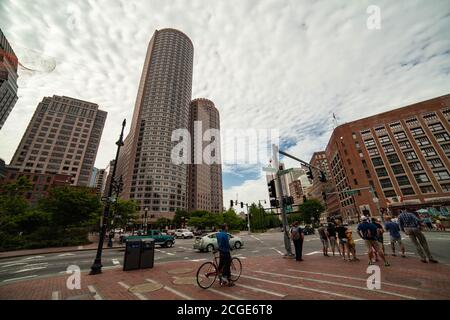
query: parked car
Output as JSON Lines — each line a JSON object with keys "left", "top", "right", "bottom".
{"left": 175, "top": 229, "right": 194, "bottom": 239}
{"left": 193, "top": 230, "right": 206, "bottom": 236}
{"left": 123, "top": 229, "right": 175, "bottom": 248}
{"left": 193, "top": 232, "right": 243, "bottom": 252}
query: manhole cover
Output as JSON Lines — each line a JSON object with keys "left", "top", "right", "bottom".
{"left": 173, "top": 276, "right": 198, "bottom": 285}
{"left": 385, "top": 276, "right": 422, "bottom": 287}
{"left": 129, "top": 282, "right": 163, "bottom": 293}
{"left": 167, "top": 268, "right": 194, "bottom": 275}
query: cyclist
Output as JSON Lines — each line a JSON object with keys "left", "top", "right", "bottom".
{"left": 217, "top": 223, "right": 234, "bottom": 287}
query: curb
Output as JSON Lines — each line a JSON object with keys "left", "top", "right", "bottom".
{"left": 0, "top": 246, "right": 125, "bottom": 260}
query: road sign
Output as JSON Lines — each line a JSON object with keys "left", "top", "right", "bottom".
{"left": 285, "top": 205, "right": 293, "bottom": 213}
{"left": 279, "top": 168, "right": 294, "bottom": 175}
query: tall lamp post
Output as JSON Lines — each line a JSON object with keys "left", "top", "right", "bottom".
{"left": 144, "top": 207, "right": 149, "bottom": 234}
{"left": 90, "top": 119, "right": 126, "bottom": 275}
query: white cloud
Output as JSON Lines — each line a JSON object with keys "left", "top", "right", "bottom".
{"left": 0, "top": 0, "right": 449, "bottom": 209}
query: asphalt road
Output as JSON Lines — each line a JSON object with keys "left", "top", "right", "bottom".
{"left": 1, "top": 229, "right": 449, "bottom": 284}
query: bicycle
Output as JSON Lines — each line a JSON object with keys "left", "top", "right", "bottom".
{"left": 196, "top": 250, "right": 242, "bottom": 289}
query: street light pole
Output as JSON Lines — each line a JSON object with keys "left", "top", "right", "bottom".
{"left": 144, "top": 207, "right": 148, "bottom": 234}
{"left": 90, "top": 119, "right": 126, "bottom": 275}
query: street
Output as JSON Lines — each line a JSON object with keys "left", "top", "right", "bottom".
{"left": 1, "top": 229, "right": 450, "bottom": 284}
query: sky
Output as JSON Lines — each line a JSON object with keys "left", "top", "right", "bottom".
{"left": 0, "top": 0, "right": 449, "bottom": 210}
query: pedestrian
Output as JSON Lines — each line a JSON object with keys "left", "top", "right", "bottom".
{"left": 326, "top": 219, "right": 340, "bottom": 256}
{"left": 317, "top": 223, "right": 329, "bottom": 256}
{"left": 435, "top": 219, "right": 445, "bottom": 231}
{"left": 371, "top": 217, "right": 386, "bottom": 257}
{"left": 384, "top": 216, "right": 406, "bottom": 257}
{"left": 217, "top": 223, "right": 234, "bottom": 286}
{"left": 423, "top": 215, "right": 433, "bottom": 231}
{"left": 345, "top": 228, "right": 359, "bottom": 261}
{"left": 398, "top": 210, "right": 438, "bottom": 263}
{"left": 357, "top": 216, "right": 390, "bottom": 266}
{"left": 335, "top": 220, "right": 349, "bottom": 261}
{"left": 290, "top": 221, "right": 304, "bottom": 261}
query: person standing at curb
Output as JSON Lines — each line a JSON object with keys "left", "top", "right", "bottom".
{"left": 398, "top": 210, "right": 438, "bottom": 264}
{"left": 357, "top": 216, "right": 390, "bottom": 267}
{"left": 345, "top": 228, "right": 359, "bottom": 261}
{"left": 326, "top": 219, "right": 340, "bottom": 256}
{"left": 336, "top": 220, "right": 349, "bottom": 261}
{"left": 384, "top": 216, "right": 406, "bottom": 257}
{"left": 290, "top": 221, "right": 304, "bottom": 261}
{"left": 318, "top": 224, "right": 329, "bottom": 256}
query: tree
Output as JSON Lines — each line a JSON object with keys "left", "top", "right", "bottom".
{"left": 222, "top": 208, "right": 245, "bottom": 231}
{"left": 111, "top": 199, "right": 138, "bottom": 230}
{"left": 299, "top": 199, "right": 325, "bottom": 224}
{"left": 155, "top": 217, "right": 172, "bottom": 229}
{"left": 173, "top": 209, "right": 190, "bottom": 228}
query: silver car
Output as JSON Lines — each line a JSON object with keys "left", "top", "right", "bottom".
{"left": 193, "top": 232, "right": 244, "bottom": 252}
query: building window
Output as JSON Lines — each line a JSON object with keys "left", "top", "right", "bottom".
{"left": 434, "top": 170, "right": 450, "bottom": 181}
{"left": 368, "top": 148, "right": 379, "bottom": 157}
{"left": 391, "top": 164, "right": 405, "bottom": 175}
{"left": 435, "top": 132, "right": 450, "bottom": 143}
{"left": 394, "top": 131, "right": 407, "bottom": 140}
{"left": 421, "top": 147, "right": 437, "bottom": 157}
{"left": 376, "top": 168, "right": 388, "bottom": 177}
{"left": 364, "top": 139, "right": 376, "bottom": 147}
{"left": 396, "top": 175, "right": 411, "bottom": 186}
{"left": 429, "top": 122, "right": 444, "bottom": 132}
{"left": 401, "top": 187, "right": 415, "bottom": 196}
{"left": 379, "top": 135, "right": 390, "bottom": 144}
{"left": 383, "top": 144, "right": 395, "bottom": 153}
{"left": 387, "top": 154, "right": 400, "bottom": 164}
{"left": 371, "top": 157, "right": 384, "bottom": 167}
{"left": 384, "top": 190, "right": 397, "bottom": 197}
{"left": 411, "top": 127, "right": 425, "bottom": 136}
{"left": 404, "top": 151, "right": 418, "bottom": 160}
{"left": 420, "top": 185, "right": 435, "bottom": 194}
{"left": 414, "top": 174, "right": 430, "bottom": 184}
{"left": 441, "top": 184, "right": 450, "bottom": 192}
{"left": 379, "top": 178, "right": 393, "bottom": 189}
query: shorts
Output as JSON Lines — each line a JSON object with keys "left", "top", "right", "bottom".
{"left": 339, "top": 238, "right": 348, "bottom": 244}
{"left": 321, "top": 238, "right": 329, "bottom": 247}
{"left": 377, "top": 235, "right": 384, "bottom": 243}
{"left": 329, "top": 236, "right": 337, "bottom": 246}
{"left": 364, "top": 240, "right": 380, "bottom": 251}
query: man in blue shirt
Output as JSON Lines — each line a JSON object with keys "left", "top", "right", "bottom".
{"left": 384, "top": 216, "right": 405, "bottom": 257}
{"left": 216, "top": 224, "right": 233, "bottom": 286}
{"left": 357, "top": 216, "right": 390, "bottom": 266}
{"left": 398, "top": 210, "right": 438, "bottom": 263}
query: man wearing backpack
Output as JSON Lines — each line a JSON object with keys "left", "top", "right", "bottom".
{"left": 290, "top": 221, "right": 304, "bottom": 261}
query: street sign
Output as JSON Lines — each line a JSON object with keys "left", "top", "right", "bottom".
{"left": 279, "top": 168, "right": 294, "bottom": 175}
{"left": 285, "top": 205, "right": 293, "bottom": 213}
{"left": 262, "top": 167, "right": 277, "bottom": 173}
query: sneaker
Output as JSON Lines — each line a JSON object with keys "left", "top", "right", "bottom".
{"left": 227, "top": 281, "right": 235, "bottom": 287}
{"left": 421, "top": 259, "right": 428, "bottom": 263}
{"left": 429, "top": 259, "right": 438, "bottom": 263}
{"left": 384, "top": 261, "right": 390, "bottom": 267}
{"left": 401, "top": 254, "right": 406, "bottom": 258}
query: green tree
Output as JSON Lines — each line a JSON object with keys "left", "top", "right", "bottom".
{"left": 299, "top": 199, "right": 325, "bottom": 224}
{"left": 155, "top": 217, "right": 172, "bottom": 229}
{"left": 222, "top": 208, "right": 245, "bottom": 231}
{"left": 173, "top": 209, "right": 190, "bottom": 228}
{"left": 111, "top": 199, "right": 138, "bottom": 230}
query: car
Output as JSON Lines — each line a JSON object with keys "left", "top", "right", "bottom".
{"left": 193, "top": 232, "right": 244, "bottom": 252}
{"left": 123, "top": 229, "right": 175, "bottom": 248}
{"left": 175, "top": 229, "right": 194, "bottom": 239}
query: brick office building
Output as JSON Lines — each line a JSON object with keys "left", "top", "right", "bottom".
{"left": 325, "top": 94, "right": 450, "bottom": 223}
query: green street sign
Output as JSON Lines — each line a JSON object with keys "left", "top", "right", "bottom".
{"left": 343, "top": 190, "right": 358, "bottom": 196}
{"left": 279, "top": 168, "right": 294, "bottom": 175}
{"left": 285, "top": 205, "right": 293, "bottom": 213}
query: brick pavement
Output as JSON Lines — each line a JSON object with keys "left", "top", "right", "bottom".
{"left": 1, "top": 254, "right": 449, "bottom": 300}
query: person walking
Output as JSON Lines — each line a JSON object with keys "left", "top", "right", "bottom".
{"left": 335, "top": 220, "right": 349, "bottom": 261}
{"left": 372, "top": 218, "right": 386, "bottom": 257}
{"left": 317, "top": 224, "right": 329, "bottom": 256}
{"left": 357, "top": 216, "right": 390, "bottom": 266}
{"left": 326, "top": 219, "right": 340, "bottom": 256}
{"left": 384, "top": 216, "right": 405, "bottom": 257}
{"left": 398, "top": 210, "right": 438, "bottom": 263}
{"left": 290, "top": 221, "right": 304, "bottom": 261}
{"left": 217, "top": 223, "right": 234, "bottom": 286}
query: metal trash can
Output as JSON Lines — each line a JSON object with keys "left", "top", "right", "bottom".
{"left": 123, "top": 239, "right": 142, "bottom": 271}
{"left": 140, "top": 238, "right": 155, "bottom": 269}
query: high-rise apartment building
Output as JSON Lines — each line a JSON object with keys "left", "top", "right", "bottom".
{"left": 94, "top": 168, "right": 106, "bottom": 194}
{"left": 9, "top": 95, "right": 107, "bottom": 186}
{"left": 0, "top": 28, "right": 19, "bottom": 130}
{"left": 187, "top": 98, "right": 223, "bottom": 213}
{"left": 116, "top": 29, "right": 194, "bottom": 222}
{"left": 325, "top": 94, "right": 450, "bottom": 222}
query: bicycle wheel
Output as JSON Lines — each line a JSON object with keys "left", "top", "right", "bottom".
{"left": 196, "top": 261, "right": 217, "bottom": 289}
{"left": 229, "top": 257, "right": 242, "bottom": 282}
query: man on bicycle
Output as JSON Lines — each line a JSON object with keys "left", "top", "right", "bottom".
{"left": 217, "top": 223, "right": 233, "bottom": 287}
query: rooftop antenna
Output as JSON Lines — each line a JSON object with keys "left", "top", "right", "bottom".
{"left": 332, "top": 112, "right": 339, "bottom": 129}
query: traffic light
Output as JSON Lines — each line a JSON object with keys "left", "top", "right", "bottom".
{"left": 307, "top": 168, "right": 314, "bottom": 180}
{"left": 230, "top": 200, "right": 234, "bottom": 208}
{"left": 240, "top": 202, "right": 244, "bottom": 208}
{"left": 322, "top": 191, "right": 327, "bottom": 202}
{"left": 267, "top": 179, "right": 277, "bottom": 198}
{"left": 270, "top": 199, "right": 279, "bottom": 207}
{"left": 319, "top": 171, "right": 327, "bottom": 182}
{"left": 303, "top": 195, "right": 307, "bottom": 202}
{"left": 285, "top": 196, "right": 294, "bottom": 205}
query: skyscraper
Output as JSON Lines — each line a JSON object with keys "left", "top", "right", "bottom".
{"left": 9, "top": 95, "right": 107, "bottom": 186}
{"left": 188, "top": 98, "right": 223, "bottom": 213}
{"left": 116, "top": 29, "right": 194, "bottom": 222}
{"left": 0, "top": 28, "right": 19, "bottom": 130}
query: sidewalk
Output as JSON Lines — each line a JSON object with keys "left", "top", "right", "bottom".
{"left": 1, "top": 254, "right": 449, "bottom": 300}
{"left": 0, "top": 239, "right": 124, "bottom": 260}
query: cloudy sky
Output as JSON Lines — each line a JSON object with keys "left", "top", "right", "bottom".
{"left": 1, "top": 0, "right": 449, "bottom": 209}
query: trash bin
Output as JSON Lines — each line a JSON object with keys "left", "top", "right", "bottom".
{"left": 140, "top": 238, "right": 155, "bottom": 269}
{"left": 123, "top": 239, "right": 142, "bottom": 271}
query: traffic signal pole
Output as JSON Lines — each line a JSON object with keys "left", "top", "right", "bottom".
{"left": 272, "top": 144, "right": 294, "bottom": 257}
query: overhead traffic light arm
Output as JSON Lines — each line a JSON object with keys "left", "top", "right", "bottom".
{"left": 278, "top": 149, "right": 327, "bottom": 182}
